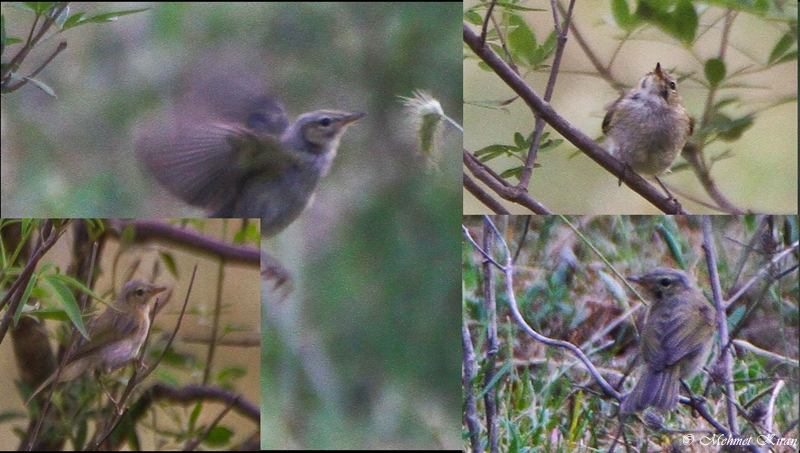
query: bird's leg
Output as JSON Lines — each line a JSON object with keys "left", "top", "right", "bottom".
{"left": 653, "top": 176, "right": 682, "bottom": 212}
{"left": 95, "top": 369, "right": 119, "bottom": 406}
{"left": 261, "top": 252, "right": 294, "bottom": 297}
{"left": 653, "top": 175, "right": 676, "bottom": 201}
{"left": 617, "top": 163, "right": 630, "bottom": 187}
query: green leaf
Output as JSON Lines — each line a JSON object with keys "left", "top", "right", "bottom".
{"left": 217, "top": 366, "right": 246, "bottom": 390}
{"left": 672, "top": 0, "right": 698, "bottom": 44}
{"left": 752, "top": 0, "right": 770, "bottom": 15}
{"left": 715, "top": 114, "right": 754, "bottom": 142}
{"left": 159, "top": 251, "right": 179, "bottom": 278}
{"left": 189, "top": 402, "right": 203, "bottom": 431}
{"left": 158, "top": 347, "right": 195, "bottom": 368}
{"left": 203, "top": 426, "right": 233, "bottom": 447}
{"left": 494, "top": 2, "right": 546, "bottom": 12}
{"left": 714, "top": 97, "right": 739, "bottom": 110}
{"left": 507, "top": 15, "right": 537, "bottom": 67}
{"left": 635, "top": 0, "right": 660, "bottom": 21}
{"left": 768, "top": 32, "right": 796, "bottom": 65}
{"left": 539, "top": 138, "right": 563, "bottom": 151}
{"left": 704, "top": 58, "right": 726, "bottom": 88}
{"left": 62, "top": 12, "right": 87, "bottom": 30}
{"left": 656, "top": 224, "right": 685, "bottom": 270}
{"left": 611, "top": 0, "right": 639, "bottom": 30}
{"left": 25, "top": 307, "right": 70, "bottom": 322}
{"left": 514, "top": 132, "right": 526, "bottom": 149}
{"left": 499, "top": 166, "right": 524, "bottom": 180}
{"left": 537, "top": 30, "right": 558, "bottom": 63}
{"left": 152, "top": 369, "right": 181, "bottom": 387}
{"left": 474, "top": 144, "right": 515, "bottom": 161}
{"left": 45, "top": 276, "right": 89, "bottom": 339}
{"left": 774, "top": 51, "right": 798, "bottom": 65}
{"left": 232, "top": 221, "right": 259, "bottom": 244}
{"left": 74, "top": 416, "right": 88, "bottom": 450}
{"left": 464, "top": 10, "right": 482, "bottom": 26}
{"left": 728, "top": 305, "right": 746, "bottom": 329}
{"left": 61, "top": 8, "right": 149, "bottom": 31}
{"left": 636, "top": 0, "right": 696, "bottom": 44}
{"left": 23, "top": 3, "right": 53, "bottom": 15}
{"left": 12, "top": 273, "right": 37, "bottom": 326}
{"left": 1, "top": 14, "right": 6, "bottom": 57}
{"left": 46, "top": 274, "right": 104, "bottom": 306}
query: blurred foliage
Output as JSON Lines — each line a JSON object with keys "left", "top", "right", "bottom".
{"left": 1, "top": 3, "right": 147, "bottom": 97}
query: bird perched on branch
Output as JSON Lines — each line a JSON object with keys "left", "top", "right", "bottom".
{"left": 620, "top": 268, "right": 715, "bottom": 415}
{"left": 26, "top": 280, "right": 166, "bottom": 405}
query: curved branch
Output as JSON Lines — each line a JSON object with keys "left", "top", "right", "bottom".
{"left": 105, "top": 219, "right": 259, "bottom": 266}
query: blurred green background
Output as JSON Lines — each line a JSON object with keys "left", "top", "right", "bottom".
{"left": 1, "top": 2, "right": 461, "bottom": 449}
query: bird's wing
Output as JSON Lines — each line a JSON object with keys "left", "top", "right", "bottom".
{"left": 642, "top": 299, "right": 711, "bottom": 370}
{"left": 65, "top": 311, "right": 141, "bottom": 364}
{"left": 138, "top": 121, "right": 258, "bottom": 211}
{"left": 235, "top": 95, "right": 289, "bottom": 136}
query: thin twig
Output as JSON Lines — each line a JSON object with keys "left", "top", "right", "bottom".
{"left": 462, "top": 225, "right": 505, "bottom": 272}
{"left": 182, "top": 395, "right": 239, "bottom": 451}
{"left": 724, "top": 240, "right": 798, "bottom": 310}
{"left": 701, "top": 217, "right": 739, "bottom": 436}
{"left": 518, "top": 0, "right": 576, "bottom": 188}
{"left": 29, "top": 239, "right": 99, "bottom": 448}
{"left": 464, "top": 173, "right": 510, "bottom": 214}
{"left": 481, "top": 218, "right": 499, "bottom": 453}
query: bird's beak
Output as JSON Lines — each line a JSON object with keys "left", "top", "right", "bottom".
{"left": 339, "top": 112, "right": 366, "bottom": 126}
{"left": 653, "top": 63, "right": 665, "bottom": 81}
{"left": 151, "top": 285, "right": 167, "bottom": 295}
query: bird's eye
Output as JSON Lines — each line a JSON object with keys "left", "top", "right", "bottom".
{"left": 659, "top": 278, "right": 671, "bottom": 287}
{"left": 136, "top": 289, "right": 145, "bottom": 296}
{"left": 318, "top": 117, "right": 332, "bottom": 127}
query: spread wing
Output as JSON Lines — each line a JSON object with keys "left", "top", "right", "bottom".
{"left": 137, "top": 95, "right": 292, "bottom": 215}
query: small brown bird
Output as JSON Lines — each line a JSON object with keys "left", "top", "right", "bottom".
{"left": 602, "top": 63, "right": 694, "bottom": 178}
{"left": 602, "top": 63, "right": 694, "bottom": 198}
{"left": 137, "top": 96, "right": 365, "bottom": 238}
{"left": 620, "top": 268, "right": 715, "bottom": 414}
{"left": 26, "top": 280, "right": 166, "bottom": 405}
